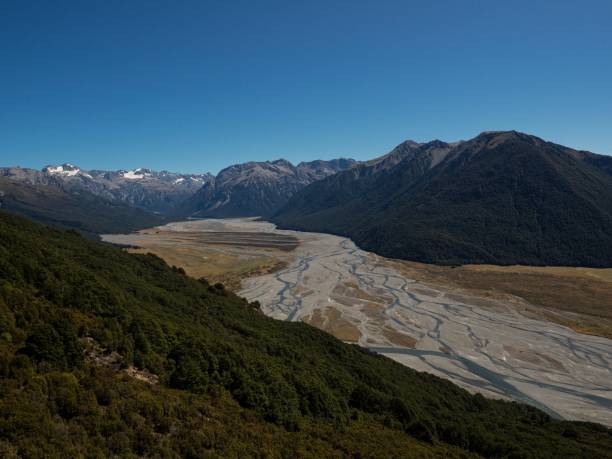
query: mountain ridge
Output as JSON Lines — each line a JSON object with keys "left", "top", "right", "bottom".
{"left": 273, "top": 131, "right": 612, "bottom": 267}
{"left": 2, "top": 163, "right": 213, "bottom": 215}
{"left": 174, "top": 157, "right": 358, "bottom": 218}
{"left": 0, "top": 175, "right": 164, "bottom": 236}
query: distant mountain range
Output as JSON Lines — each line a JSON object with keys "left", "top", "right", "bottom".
{"left": 0, "top": 158, "right": 356, "bottom": 235}
{"left": 0, "top": 163, "right": 214, "bottom": 235}
{"left": 273, "top": 131, "right": 612, "bottom": 267}
{"left": 0, "top": 175, "right": 163, "bottom": 236}
{"left": 173, "top": 158, "right": 357, "bottom": 218}
{"left": 42, "top": 164, "right": 213, "bottom": 213}
{"left": 2, "top": 163, "right": 212, "bottom": 214}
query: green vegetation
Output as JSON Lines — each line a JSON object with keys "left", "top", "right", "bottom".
{"left": 0, "top": 177, "right": 164, "bottom": 237}
{"left": 273, "top": 131, "right": 612, "bottom": 267}
{"left": 0, "top": 210, "right": 611, "bottom": 458}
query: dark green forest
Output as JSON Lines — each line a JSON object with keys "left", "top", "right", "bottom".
{"left": 0, "top": 177, "right": 164, "bottom": 237}
{"left": 0, "top": 210, "right": 611, "bottom": 457}
{"left": 273, "top": 131, "right": 612, "bottom": 267}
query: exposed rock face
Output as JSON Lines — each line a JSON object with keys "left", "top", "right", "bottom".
{"left": 176, "top": 158, "right": 357, "bottom": 218}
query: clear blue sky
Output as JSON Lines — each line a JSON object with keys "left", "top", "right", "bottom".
{"left": 1, "top": 0, "right": 611, "bottom": 174}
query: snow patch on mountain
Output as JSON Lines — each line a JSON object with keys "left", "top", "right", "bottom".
{"left": 122, "top": 168, "right": 151, "bottom": 180}
{"left": 45, "top": 164, "right": 81, "bottom": 177}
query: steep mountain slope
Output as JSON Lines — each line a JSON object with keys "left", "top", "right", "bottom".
{"left": 1, "top": 164, "right": 212, "bottom": 214}
{"left": 274, "top": 131, "right": 612, "bottom": 267}
{"left": 1, "top": 210, "right": 610, "bottom": 457}
{"left": 276, "top": 140, "right": 453, "bottom": 220}
{"left": 0, "top": 176, "right": 163, "bottom": 236}
{"left": 176, "top": 158, "right": 357, "bottom": 218}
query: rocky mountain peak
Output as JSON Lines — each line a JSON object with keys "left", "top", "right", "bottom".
{"left": 175, "top": 157, "right": 358, "bottom": 218}
{"left": 269, "top": 159, "right": 295, "bottom": 169}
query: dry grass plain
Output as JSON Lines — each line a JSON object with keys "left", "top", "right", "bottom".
{"left": 102, "top": 221, "right": 297, "bottom": 291}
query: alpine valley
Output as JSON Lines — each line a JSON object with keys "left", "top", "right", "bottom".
{"left": 2, "top": 132, "right": 612, "bottom": 458}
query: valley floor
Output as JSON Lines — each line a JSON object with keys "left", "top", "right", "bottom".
{"left": 103, "top": 219, "right": 612, "bottom": 427}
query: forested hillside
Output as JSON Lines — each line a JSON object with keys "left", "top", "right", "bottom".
{"left": 274, "top": 131, "right": 612, "bottom": 267}
{"left": 0, "top": 211, "right": 611, "bottom": 457}
{"left": 0, "top": 177, "right": 164, "bottom": 237}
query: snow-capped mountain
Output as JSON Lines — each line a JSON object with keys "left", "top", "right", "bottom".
{"left": 1, "top": 156, "right": 355, "bottom": 219}
{"left": 2, "top": 164, "right": 213, "bottom": 214}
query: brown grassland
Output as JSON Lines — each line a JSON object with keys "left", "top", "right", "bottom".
{"left": 113, "top": 228, "right": 297, "bottom": 291}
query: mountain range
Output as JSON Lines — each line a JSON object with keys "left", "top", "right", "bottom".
{"left": 174, "top": 158, "right": 357, "bottom": 218}
{"left": 3, "top": 131, "right": 612, "bottom": 267}
{"left": 273, "top": 131, "right": 612, "bottom": 267}
{"left": 2, "top": 133, "right": 612, "bottom": 456}
{"left": 0, "top": 164, "right": 211, "bottom": 234}
{"left": 0, "top": 158, "right": 356, "bottom": 234}
{"left": 38, "top": 164, "right": 212, "bottom": 213}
